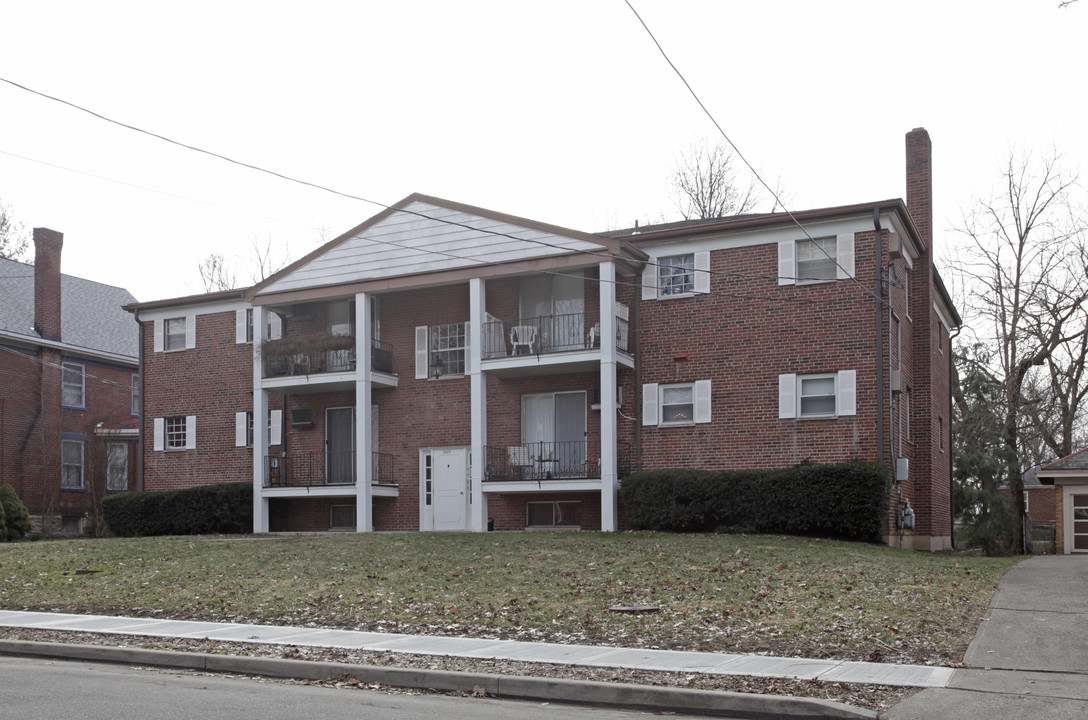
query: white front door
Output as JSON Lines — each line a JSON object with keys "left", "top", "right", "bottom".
{"left": 1071, "top": 493, "right": 1088, "bottom": 553}
{"left": 431, "top": 448, "right": 468, "bottom": 531}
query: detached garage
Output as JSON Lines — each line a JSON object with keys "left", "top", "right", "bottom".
{"left": 1038, "top": 449, "right": 1088, "bottom": 554}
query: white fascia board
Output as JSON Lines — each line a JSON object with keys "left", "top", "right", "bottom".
{"left": 638, "top": 217, "right": 874, "bottom": 260}
{"left": 1037, "top": 470, "right": 1088, "bottom": 483}
{"left": 934, "top": 301, "right": 954, "bottom": 333}
{"left": 138, "top": 299, "right": 250, "bottom": 322}
{"left": 0, "top": 330, "right": 138, "bottom": 367}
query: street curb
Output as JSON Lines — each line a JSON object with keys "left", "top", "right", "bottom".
{"left": 0, "top": 639, "right": 876, "bottom": 719}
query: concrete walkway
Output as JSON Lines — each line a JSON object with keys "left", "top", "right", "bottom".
{"left": 888, "top": 555, "right": 1088, "bottom": 719}
{"left": 0, "top": 608, "right": 952, "bottom": 689}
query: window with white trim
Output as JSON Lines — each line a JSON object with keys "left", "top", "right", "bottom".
{"left": 796, "top": 237, "right": 837, "bottom": 282}
{"left": 166, "top": 416, "right": 187, "bottom": 449}
{"left": 778, "top": 371, "right": 857, "bottom": 419}
{"left": 61, "top": 438, "right": 84, "bottom": 489}
{"left": 61, "top": 362, "right": 85, "bottom": 408}
{"left": 165, "top": 317, "right": 187, "bottom": 351}
{"left": 642, "top": 380, "right": 712, "bottom": 426}
{"left": 107, "top": 442, "right": 128, "bottom": 492}
{"left": 246, "top": 308, "right": 254, "bottom": 343}
{"left": 235, "top": 410, "right": 282, "bottom": 447}
{"left": 416, "top": 323, "right": 468, "bottom": 378}
{"left": 131, "top": 374, "right": 140, "bottom": 416}
{"left": 658, "top": 254, "right": 695, "bottom": 296}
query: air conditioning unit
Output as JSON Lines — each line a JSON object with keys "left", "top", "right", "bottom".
{"left": 896, "top": 458, "right": 909, "bottom": 482}
{"left": 888, "top": 231, "right": 903, "bottom": 258}
{"left": 890, "top": 369, "right": 905, "bottom": 394}
{"left": 291, "top": 408, "right": 314, "bottom": 428}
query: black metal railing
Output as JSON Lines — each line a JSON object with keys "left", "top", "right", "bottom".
{"left": 262, "top": 337, "right": 393, "bottom": 378}
{"left": 484, "top": 441, "right": 631, "bottom": 482}
{"left": 264, "top": 451, "right": 396, "bottom": 487}
{"left": 482, "top": 311, "right": 629, "bottom": 358}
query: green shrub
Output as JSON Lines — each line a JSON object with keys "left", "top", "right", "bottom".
{"left": 102, "top": 483, "right": 252, "bottom": 537}
{"left": 620, "top": 461, "right": 889, "bottom": 543}
{"left": 0, "top": 484, "right": 32, "bottom": 541}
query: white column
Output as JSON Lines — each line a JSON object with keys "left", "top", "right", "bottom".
{"left": 355, "top": 292, "right": 374, "bottom": 532}
{"left": 599, "top": 262, "right": 619, "bottom": 531}
{"left": 468, "top": 278, "right": 488, "bottom": 532}
{"left": 251, "top": 305, "right": 269, "bottom": 533}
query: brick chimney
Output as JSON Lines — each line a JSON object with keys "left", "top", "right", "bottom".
{"left": 905, "top": 128, "right": 932, "bottom": 251}
{"left": 33, "top": 227, "right": 64, "bottom": 341}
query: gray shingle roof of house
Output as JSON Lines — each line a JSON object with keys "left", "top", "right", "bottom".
{"left": 1041, "top": 449, "right": 1088, "bottom": 472}
{"left": 0, "top": 256, "right": 138, "bottom": 361}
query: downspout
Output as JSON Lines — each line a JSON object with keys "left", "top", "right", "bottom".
{"left": 949, "top": 326, "right": 959, "bottom": 549}
{"left": 873, "top": 210, "right": 890, "bottom": 543}
{"left": 136, "top": 310, "right": 146, "bottom": 492}
{"left": 632, "top": 281, "right": 642, "bottom": 473}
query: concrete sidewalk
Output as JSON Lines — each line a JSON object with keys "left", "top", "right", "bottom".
{"left": 0, "top": 608, "right": 953, "bottom": 689}
{"left": 888, "top": 555, "right": 1088, "bottom": 719}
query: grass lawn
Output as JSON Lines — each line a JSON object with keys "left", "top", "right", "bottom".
{"left": 0, "top": 532, "right": 1019, "bottom": 665}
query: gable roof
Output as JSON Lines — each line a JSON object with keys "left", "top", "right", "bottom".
{"left": 0, "top": 256, "right": 138, "bottom": 361}
{"left": 1039, "top": 449, "right": 1088, "bottom": 474}
{"left": 249, "top": 194, "right": 646, "bottom": 303}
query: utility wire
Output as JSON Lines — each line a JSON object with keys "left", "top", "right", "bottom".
{"left": 621, "top": 0, "right": 889, "bottom": 307}
{"left": 2, "top": 75, "right": 832, "bottom": 300}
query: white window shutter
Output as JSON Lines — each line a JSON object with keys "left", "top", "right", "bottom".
{"left": 235, "top": 412, "right": 248, "bottom": 447}
{"left": 235, "top": 310, "right": 247, "bottom": 344}
{"left": 836, "top": 233, "right": 855, "bottom": 279}
{"left": 642, "top": 263, "right": 657, "bottom": 300}
{"left": 694, "top": 379, "right": 712, "bottom": 423}
{"left": 837, "top": 370, "right": 857, "bottom": 416}
{"left": 642, "top": 383, "right": 659, "bottom": 426}
{"left": 778, "top": 241, "right": 795, "bottom": 286}
{"left": 268, "top": 313, "right": 283, "bottom": 340}
{"left": 153, "top": 417, "right": 164, "bottom": 451}
{"left": 269, "top": 409, "right": 282, "bottom": 446}
{"left": 694, "top": 251, "right": 710, "bottom": 294}
{"left": 184, "top": 314, "right": 196, "bottom": 349}
{"left": 778, "top": 374, "right": 797, "bottom": 418}
{"left": 185, "top": 415, "right": 197, "bottom": 450}
{"left": 415, "top": 326, "right": 429, "bottom": 379}
{"left": 153, "top": 319, "right": 164, "bottom": 352}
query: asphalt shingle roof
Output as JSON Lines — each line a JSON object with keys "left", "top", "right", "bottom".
{"left": 0, "top": 256, "right": 138, "bottom": 360}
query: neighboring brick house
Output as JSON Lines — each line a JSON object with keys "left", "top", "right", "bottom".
{"left": 131, "top": 128, "right": 959, "bottom": 549}
{"left": 0, "top": 229, "right": 139, "bottom": 534}
{"left": 1037, "top": 449, "right": 1088, "bottom": 554}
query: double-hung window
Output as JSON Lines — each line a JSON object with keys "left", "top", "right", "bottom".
{"left": 165, "top": 318, "right": 187, "bottom": 351}
{"left": 778, "top": 371, "right": 857, "bottom": 419}
{"left": 642, "top": 380, "right": 712, "bottom": 426}
{"left": 61, "top": 438, "right": 84, "bottom": 489}
{"left": 107, "top": 442, "right": 128, "bottom": 492}
{"left": 166, "top": 416, "right": 187, "bottom": 449}
{"left": 658, "top": 254, "right": 695, "bottom": 296}
{"left": 61, "top": 362, "right": 85, "bottom": 408}
{"left": 778, "top": 234, "right": 854, "bottom": 286}
{"left": 415, "top": 323, "right": 468, "bottom": 378}
{"left": 154, "top": 415, "right": 196, "bottom": 451}
{"left": 796, "top": 237, "right": 837, "bottom": 282}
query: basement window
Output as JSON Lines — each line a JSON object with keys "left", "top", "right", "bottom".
{"left": 527, "top": 501, "right": 581, "bottom": 529}
{"left": 330, "top": 505, "right": 356, "bottom": 530}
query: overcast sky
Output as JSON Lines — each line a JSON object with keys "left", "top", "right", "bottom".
{"left": 1, "top": 1, "right": 1085, "bottom": 303}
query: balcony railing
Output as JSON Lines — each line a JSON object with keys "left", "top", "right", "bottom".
{"left": 262, "top": 337, "right": 393, "bottom": 378}
{"left": 483, "top": 311, "right": 629, "bottom": 359}
{"left": 484, "top": 441, "right": 631, "bottom": 482}
{"left": 265, "top": 451, "right": 396, "bottom": 487}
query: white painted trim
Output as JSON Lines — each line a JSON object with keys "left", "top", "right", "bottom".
{"left": 693, "top": 251, "right": 710, "bottom": 294}
{"left": 184, "top": 415, "right": 197, "bottom": 449}
{"left": 184, "top": 315, "right": 196, "bottom": 349}
{"left": 153, "top": 417, "right": 164, "bottom": 451}
{"left": 153, "top": 319, "right": 164, "bottom": 353}
{"left": 837, "top": 370, "right": 857, "bottom": 416}
{"left": 836, "top": 233, "right": 855, "bottom": 279}
{"left": 269, "top": 409, "right": 282, "bottom": 446}
{"left": 235, "top": 309, "right": 248, "bottom": 344}
{"left": 415, "top": 326, "right": 429, "bottom": 379}
{"left": 694, "top": 379, "right": 712, "bottom": 423}
{"left": 777, "top": 240, "right": 795, "bottom": 285}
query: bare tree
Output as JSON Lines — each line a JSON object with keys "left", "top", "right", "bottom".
{"left": 250, "top": 235, "right": 291, "bottom": 283}
{"left": 952, "top": 149, "right": 1088, "bottom": 551}
{"left": 0, "top": 198, "right": 31, "bottom": 262}
{"left": 671, "top": 142, "right": 763, "bottom": 220}
{"left": 198, "top": 252, "right": 239, "bottom": 292}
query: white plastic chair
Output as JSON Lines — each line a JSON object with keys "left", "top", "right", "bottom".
{"left": 510, "top": 325, "right": 537, "bottom": 355}
{"left": 586, "top": 322, "right": 601, "bottom": 348}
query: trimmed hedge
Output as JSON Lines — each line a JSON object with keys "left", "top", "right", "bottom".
{"left": 102, "top": 483, "right": 252, "bottom": 537}
{"left": 619, "top": 461, "right": 889, "bottom": 543}
{"left": 1, "top": 483, "right": 32, "bottom": 541}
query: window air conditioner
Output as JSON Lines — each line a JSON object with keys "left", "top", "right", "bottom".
{"left": 896, "top": 458, "right": 909, "bottom": 483}
{"left": 890, "top": 369, "right": 904, "bottom": 394}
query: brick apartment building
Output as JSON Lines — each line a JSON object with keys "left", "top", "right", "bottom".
{"left": 0, "top": 229, "right": 139, "bottom": 534}
{"left": 130, "top": 128, "right": 959, "bottom": 549}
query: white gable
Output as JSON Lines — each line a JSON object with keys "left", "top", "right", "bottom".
{"left": 262, "top": 201, "right": 606, "bottom": 295}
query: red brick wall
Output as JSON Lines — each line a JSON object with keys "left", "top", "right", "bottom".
{"left": 141, "top": 308, "right": 277, "bottom": 490}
